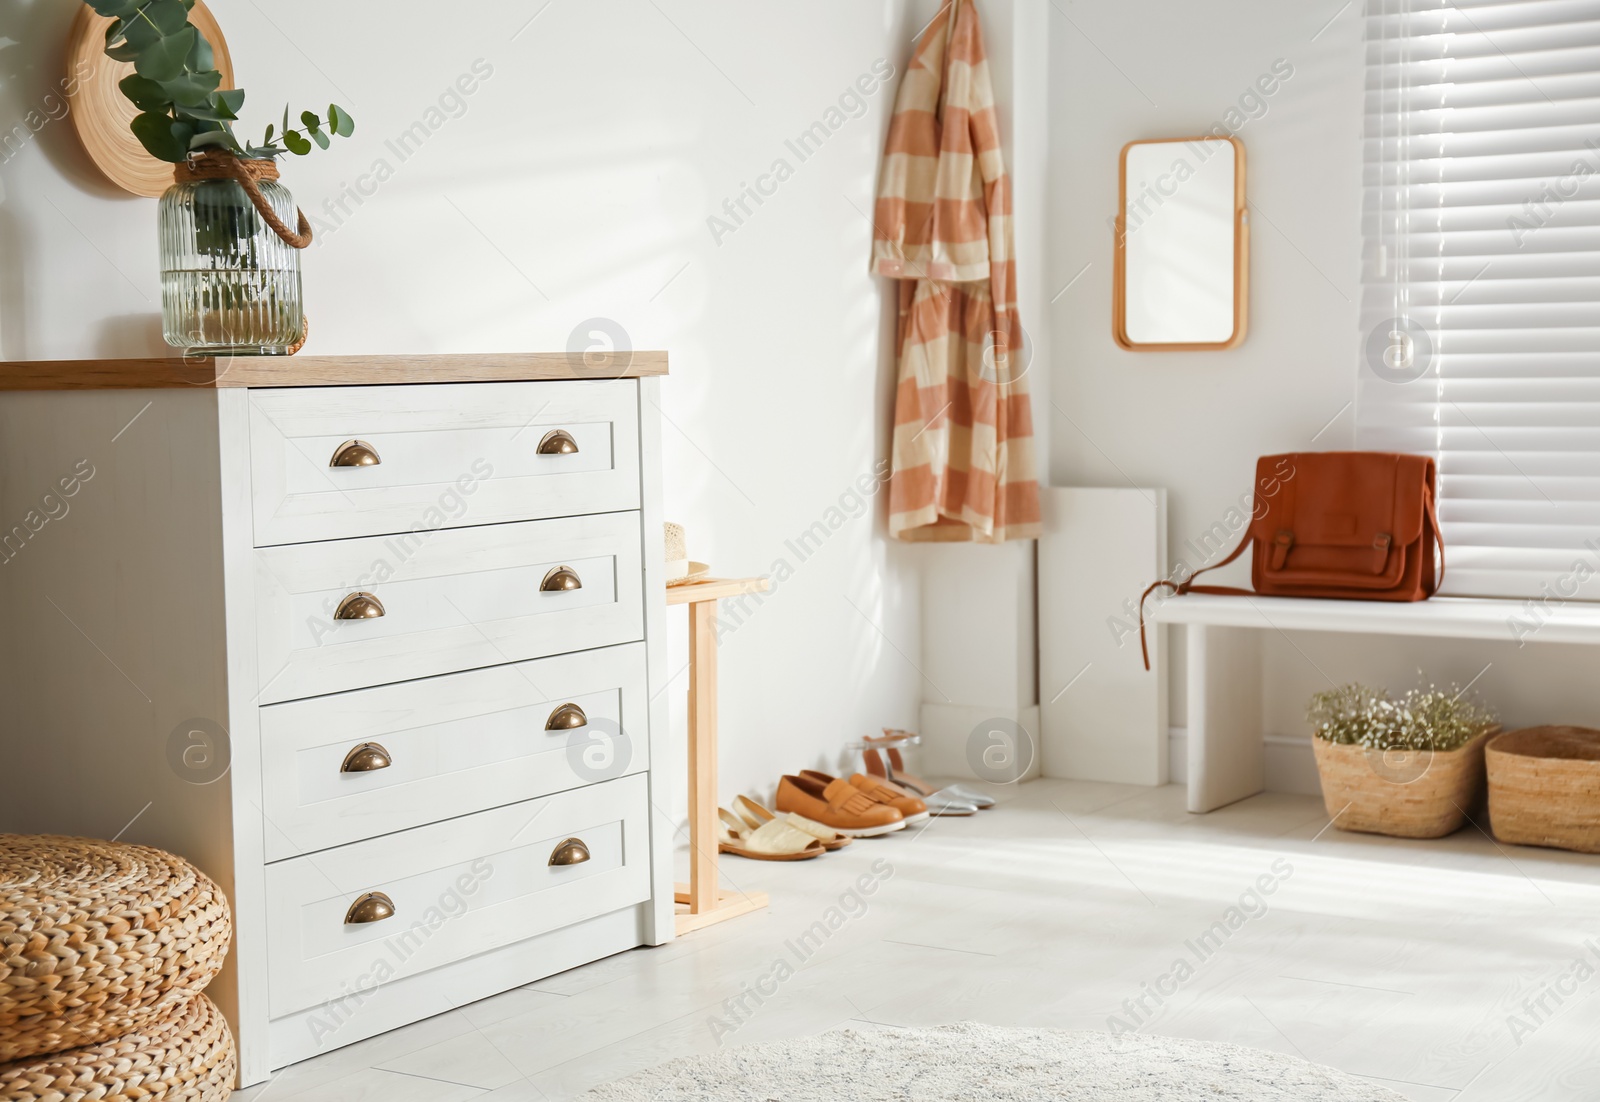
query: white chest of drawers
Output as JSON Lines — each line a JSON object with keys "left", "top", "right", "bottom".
{"left": 0, "top": 353, "right": 675, "bottom": 1086}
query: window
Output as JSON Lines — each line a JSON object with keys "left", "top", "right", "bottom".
{"left": 1358, "top": 0, "right": 1600, "bottom": 600}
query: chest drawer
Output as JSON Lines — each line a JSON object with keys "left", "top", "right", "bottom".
{"left": 260, "top": 643, "right": 649, "bottom": 861}
{"left": 263, "top": 774, "right": 650, "bottom": 1018}
{"left": 253, "top": 511, "right": 643, "bottom": 704}
{"left": 248, "top": 381, "right": 640, "bottom": 547}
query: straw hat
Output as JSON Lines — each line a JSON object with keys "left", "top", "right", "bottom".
{"left": 664, "top": 522, "right": 709, "bottom": 585}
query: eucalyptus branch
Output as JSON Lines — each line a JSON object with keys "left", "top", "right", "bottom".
{"left": 85, "top": 0, "right": 353, "bottom": 163}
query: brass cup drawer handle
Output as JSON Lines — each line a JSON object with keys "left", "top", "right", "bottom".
{"left": 335, "top": 592, "right": 385, "bottom": 619}
{"left": 549, "top": 838, "right": 590, "bottom": 866}
{"left": 341, "top": 742, "right": 392, "bottom": 772}
{"left": 540, "top": 566, "right": 582, "bottom": 592}
{"left": 537, "top": 429, "right": 579, "bottom": 455}
{"left": 545, "top": 703, "right": 588, "bottom": 731}
{"left": 330, "top": 439, "right": 381, "bottom": 467}
{"left": 345, "top": 891, "right": 395, "bottom": 924}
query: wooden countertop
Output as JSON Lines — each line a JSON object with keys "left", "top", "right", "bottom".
{"left": 0, "top": 351, "right": 667, "bottom": 390}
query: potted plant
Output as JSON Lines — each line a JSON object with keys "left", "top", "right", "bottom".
{"left": 1308, "top": 681, "right": 1498, "bottom": 839}
{"left": 87, "top": 0, "right": 354, "bottom": 354}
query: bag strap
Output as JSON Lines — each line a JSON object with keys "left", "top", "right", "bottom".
{"left": 1137, "top": 524, "right": 1255, "bottom": 671}
{"left": 1137, "top": 482, "right": 1448, "bottom": 671}
{"left": 1425, "top": 485, "right": 1445, "bottom": 590}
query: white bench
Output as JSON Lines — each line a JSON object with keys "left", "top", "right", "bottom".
{"left": 1151, "top": 593, "right": 1600, "bottom": 812}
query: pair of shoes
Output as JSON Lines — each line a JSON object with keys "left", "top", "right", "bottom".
{"left": 865, "top": 730, "right": 996, "bottom": 813}
{"left": 733, "top": 795, "right": 851, "bottom": 851}
{"left": 775, "top": 771, "right": 927, "bottom": 837}
{"left": 717, "top": 804, "right": 826, "bottom": 860}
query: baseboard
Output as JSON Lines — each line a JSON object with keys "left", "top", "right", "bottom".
{"left": 1168, "top": 727, "right": 1321, "bottom": 797}
{"left": 918, "top": 703, "right": 1044, "bottom": 783}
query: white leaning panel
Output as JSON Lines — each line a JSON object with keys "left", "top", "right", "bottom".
{"left": 1038, "top": 486, "right": 1169, "bottom": 785}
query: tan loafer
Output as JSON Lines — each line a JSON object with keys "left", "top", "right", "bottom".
{"left": 833, "top": 771, "right": 931, "bottom": 826}
{"left": 775, "top": 774, "right": 904, "bottom": 837}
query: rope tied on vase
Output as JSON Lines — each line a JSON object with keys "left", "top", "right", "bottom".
{"left": 175, "top": 149, "right": 314, "bottom": 249}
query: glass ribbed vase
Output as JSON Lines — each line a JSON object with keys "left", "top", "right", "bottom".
{"left": 159, "top": 160, "right": 303, "bottom": 355}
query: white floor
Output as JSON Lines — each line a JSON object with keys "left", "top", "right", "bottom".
{"left": 235, "top": 779, "right": 1600, "bottom": 1102}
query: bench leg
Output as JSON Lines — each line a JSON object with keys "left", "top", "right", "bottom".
{"left": 1187, "top": 623, "right": 1264, "bottom": 812}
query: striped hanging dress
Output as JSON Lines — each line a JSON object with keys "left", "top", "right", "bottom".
{"left": 872, "top": 0, "right": 1041, "bottom": 543}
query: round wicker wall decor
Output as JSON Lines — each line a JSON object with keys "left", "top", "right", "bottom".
{"left": 63, "top": 1, "right": 235, "bottom": 198}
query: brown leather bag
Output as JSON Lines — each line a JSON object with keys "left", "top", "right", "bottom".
{"left": 1139, "top": 451, "right": 1444, "bottom": 669}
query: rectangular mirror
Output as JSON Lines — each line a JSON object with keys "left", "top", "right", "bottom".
{"left": 1114, "top": 136, "right": 1248, "bottom": 350}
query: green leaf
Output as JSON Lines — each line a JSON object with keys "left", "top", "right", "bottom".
{"left": 133, "top": 26, "right": 195, "bottom": 82}
{"left": 281, "top": 104, "right": 291, "bottom": 139}
{"left": 158, "top": 69, "right": 220, "bottom": 106}
{"left": 216, "top": 88, "right": 245, "bottom": 115}
{"left": 263, "top": 123, "right": 275, "bottom": 143}
{"left": 189, "top": 129, "right": 236, "bottom": 151}
{"left": 121, "top": 15, "right": 165, "bottom": 50}
{"left": 300, "top": 110, "right": 322, "bottom": 132}
{"left": 86, "top": 0, "right": 142, "bottom": 17}
{"left": 118, "top": 73, "right": 172, "bottom": 112}
{"left": 103, "top": 18, "right": 137, "bottom": 56}
{"left": 130, "top": 110, "right": 195, "bottom": 162}
{"left": 283, "top": 130, "right": 312, "bottom": 155}
{"left": 328, "top": 104, "right": 354, "bottom": 138}
{"left": 174, "top": 98, "right": 235, "bottom": 122}
{"left": 143, "top": 0, "right": 190, "bottom": 35}
{"left": 186, "top": 31, "right": 214, "bottom": 73}
{"left": 310, "top": 127, "right": 330, "bottom": 149}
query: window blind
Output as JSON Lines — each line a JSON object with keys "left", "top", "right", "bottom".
{"left": 1358, "top": 0, "right": 1600, "bottom": 600}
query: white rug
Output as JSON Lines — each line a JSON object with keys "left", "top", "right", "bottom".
{"left": 582, "top": 1022, "right": 1408, "bottom": 1101}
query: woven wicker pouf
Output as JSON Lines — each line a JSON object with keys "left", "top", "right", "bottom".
{"left": 0, "top": 991, "right": 234, "bottom": 1102}
{"left": 0, "top": 835, "right": 231, "bottom": 1062}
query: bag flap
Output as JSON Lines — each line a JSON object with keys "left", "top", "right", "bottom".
{"left": 1248, "top": 454, "right": 1300, "bottom": 541}
{"left": 1252, "top": 452, "right": 1431, "bottom": 549}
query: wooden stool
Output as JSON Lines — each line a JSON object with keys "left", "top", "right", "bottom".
{"left": 667, "top": 576, "right": 771, "bottom": 935}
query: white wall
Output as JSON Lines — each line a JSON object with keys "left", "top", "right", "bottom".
{"left": 1046, "top": 0, "right": 1600, "bottom": 751}
{"left": 0, "top": 1, "right": 951, "bottom": 843}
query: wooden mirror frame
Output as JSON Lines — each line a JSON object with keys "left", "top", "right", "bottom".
{"left": 1113, "top": 135, "right": 1249, "bottom": 352}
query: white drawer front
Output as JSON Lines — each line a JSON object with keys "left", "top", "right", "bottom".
{"left": 248, "top": 381, "right": 640, "bottom": 546}
{"left": 264, "top": 775, "right": 650, "bottom": 1018}
{"left": 260, "top": 643, "right": 649, "bottom": 861}
{"left": 253, "top": 512, "right": 643, "bottom": 703}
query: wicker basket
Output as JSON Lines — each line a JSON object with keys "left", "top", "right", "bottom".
{"left": 0, "top": 992, "right": 234, "bottom": 1102}
{"left": 1312, "top": 728, "right": 1495, "bottom": 839}
{"left": 0, "top": 835, "right": 231, "bottom": 1062}
{"left": 1487, "top": 726, "right": 1600, "bottom": 853}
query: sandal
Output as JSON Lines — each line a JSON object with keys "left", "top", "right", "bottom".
{"left": 866, "top": 730, "right": 997, "bottom": 809}
{"left": 717, "top": 807, "right": 825, "bottom": 860}
{"left": 735, "top": 795, "right": 851, "bottom": 850}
